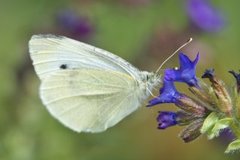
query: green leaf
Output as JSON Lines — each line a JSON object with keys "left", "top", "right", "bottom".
{"left": 225, "top": 139, "right": 240, "bottom": 153}
{"left": 208, "top": 118, "right": 233, "bottom": 139}
{"left": 200, "top": 112, "right": 219, "bottom": 134}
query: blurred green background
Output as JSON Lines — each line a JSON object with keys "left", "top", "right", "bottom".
{"left": 1, "top": 0, "right": 240, "bottom": 159}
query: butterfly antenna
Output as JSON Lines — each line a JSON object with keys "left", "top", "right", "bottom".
{"left": 155, "top": 38, "right": 193, "bottom": 74}
{"left": 147, "top": 86, "right": 159, "bottom": 98}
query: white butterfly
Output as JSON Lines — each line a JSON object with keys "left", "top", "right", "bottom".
{"left": 29, "top": 34, "right": 190, "bottom": 133}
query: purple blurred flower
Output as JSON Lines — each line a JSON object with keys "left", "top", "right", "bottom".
{"left": 148, "top": 79, "right": 181, "bottom": 106}
{"left": 218, "top": 129, "right": 235, "bottom": 145}
{"left": 165, "top": 53, "right": 199, "bottom": 87}
{"left": 186, "top": 0, "right": 225, "bottom": 32}
{"left": 56, "top": 10, "right": 93, "bottom": 39}
{"left": 157, "top": 111, "right": 178, "bottom": 129}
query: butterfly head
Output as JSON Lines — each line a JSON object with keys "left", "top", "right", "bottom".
{"left": 140, "top": 71, "right": 161, "bottom": 94}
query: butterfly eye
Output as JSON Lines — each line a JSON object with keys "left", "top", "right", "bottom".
{"left": 60, "top": 64, "right": 68, "bottom": 69}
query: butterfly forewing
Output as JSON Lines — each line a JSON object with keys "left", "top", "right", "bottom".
{"left": 29, "top": 35, "right": 141, "bottom": 80}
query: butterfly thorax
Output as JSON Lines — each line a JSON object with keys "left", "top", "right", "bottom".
{"left": 136, "top": 71, "right": 161, "bottom": 101}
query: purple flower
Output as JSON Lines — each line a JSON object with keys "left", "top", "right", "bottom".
{"left": 186, "top": 0, "right": 225, "bottom": 32}
{"left": 56, "top": 10, "right": 93, "bottom": 39}
{"left": 218, "top": 129, "right": 235, "bottom": 145}
{"left": 157, "top": 111, "right": 178, "bottom": 129}
{"left": 165, "top": 53, "right": 199, "bottom": 87}
{"left": 148, "top": 79, "right": 181, "bottom": 106}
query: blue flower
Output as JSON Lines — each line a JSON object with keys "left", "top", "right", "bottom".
{"left": 157, "top": 111, "right": 178, "bottom": 129}
{"left": 165, "top": 53, "right": 199, "bottom": 87}
{"left": 186, "top": 0, "right": 225, "bottom": 32}
{"left": 148, "top": 79, "right": 181, "bottom": 106}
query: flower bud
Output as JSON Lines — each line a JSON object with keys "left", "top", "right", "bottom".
{"left": 176, "top": 110, "right": 198, "bottom": 126}
{"left": 202, "top": 69, "right": 232, "bottom": 115}
{"left": 176, "top": 94, "right": 206, "bottom": 117}
{"left": 179, "top": 119, "right": 204, "bottom": 143}
{"left": 189, "top": 81, "right": 218, "bottom": 111}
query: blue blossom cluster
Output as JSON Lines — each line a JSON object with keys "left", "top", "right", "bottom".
{"left": 148, "top": 53, "right": 240, "bottom": 148}
{"left": 148, "top": 53, "right": 207, "bottom": 142}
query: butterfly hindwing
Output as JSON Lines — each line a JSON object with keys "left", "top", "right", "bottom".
{"left": 40, "top": 69, "right": 142, "bottom": 132}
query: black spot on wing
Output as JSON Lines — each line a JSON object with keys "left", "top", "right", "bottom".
{"left": 60, "top": 64, "right": 68, "bottom": 69}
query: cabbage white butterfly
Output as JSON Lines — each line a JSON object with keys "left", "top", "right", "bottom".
{"left": 29, "top": 34, "right": 191, "bottom": 133}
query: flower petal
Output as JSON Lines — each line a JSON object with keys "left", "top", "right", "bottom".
{"left": 165, "top": 53, "right": 199, "bottom": 87}
{"left": 157, "top": 111, "right": 178, "bottom": 129}
{"left": 147, "top": 80, "right": 181, "bottom": 106}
